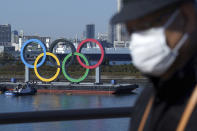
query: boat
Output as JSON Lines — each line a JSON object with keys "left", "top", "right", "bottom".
{"left": 4, "top": 91, "right": 14, "bottom": 96}
{"left": 0, "top": 86, "right": 8, "bottom": 94}
{"left": 112, "top": 84, "right": 138, "bottom": 95}
{"left": 5, "top": 83, "right": 37, "bottom": 96}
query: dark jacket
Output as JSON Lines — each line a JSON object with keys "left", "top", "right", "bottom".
{"left": 130, "top": 57, "right": 197, "bottom": 131}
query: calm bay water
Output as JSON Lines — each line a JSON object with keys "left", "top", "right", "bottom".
{"left": 0, "top": 86, "right": 144, "bottom": 131}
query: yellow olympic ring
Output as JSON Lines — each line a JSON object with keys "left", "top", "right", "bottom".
{"left": 34, "top": 52, "right": 60, "bottom": 82}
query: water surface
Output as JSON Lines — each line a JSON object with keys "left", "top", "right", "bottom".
{"left": 0, "top": 86, "right": 144, "bottom": 131}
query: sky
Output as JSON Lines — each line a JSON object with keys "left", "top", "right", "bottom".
{"left": 0, "top": 0, "right": 117, "bottom": 39}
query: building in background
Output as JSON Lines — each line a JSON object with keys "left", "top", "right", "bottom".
{"left": 86, "top": 24, "right": 95, "bottom": 39}
{"left": 0, "top": 24, "right": 17, "bottom": 55}
{"left": 17, "top": 35, "right": 51, "bottom": 52}
{"left": 23, "top": 36, "right": 50, "bottom": 47}
{"left": 11, "top": 30, "right": 20, "bottom": 51}
{"left": 11, "top": 30, "right": 19, "bottom": 44}
{"left": 81, "top": 30, "right": 86, "bottom": 40}
{"left": 108, "top": 23, "right": 115, "bottom": 44}
{"left": 0, "top": 46, "right": 15, "bottom": 54}
{"left": 0, "top": 24, "right": 11, "bottom": 46}
{"left": 19, "top": 30, "right": 24, "bottom": 38}
{"left": 86, "top": 24, "right": 96, "bottom": 48}
{"left": 97, "top": 32, "right": 108, "bottom": 41}
{"left": 98, "top": 40, "right": 113, "bottom": 48}
{"left": 114, "top": 0, "right": 130, "bottom": 48}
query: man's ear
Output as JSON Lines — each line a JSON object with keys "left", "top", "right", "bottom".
{"left": 180, "top": 2, "right": 197, "bottom": 33}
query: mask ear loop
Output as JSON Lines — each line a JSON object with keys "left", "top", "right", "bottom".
{"left": 164, "top": 10, "right": 179, "bottom": 29}
{"left": 173, "top": 33, "right": 189, "bottom": 53}
{"left": 164, "top": 9, "right": 189, "bottom": 54}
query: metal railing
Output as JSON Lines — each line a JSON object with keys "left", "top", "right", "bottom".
{"left": 0, "top": 107, "right": 133, "bottom": 125}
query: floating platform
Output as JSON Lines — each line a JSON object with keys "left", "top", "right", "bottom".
{"left": 0, "top": 82, "right": 138, "bottom": 95}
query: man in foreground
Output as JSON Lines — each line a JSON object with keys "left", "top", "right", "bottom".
{"left": 111, "top": 0, "right": 197, "bottom": 130}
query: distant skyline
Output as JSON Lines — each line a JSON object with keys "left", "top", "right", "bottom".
{"left": 0, "top": 0, "right": 117, "bottom": 40}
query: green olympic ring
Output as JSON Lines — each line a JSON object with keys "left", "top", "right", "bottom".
{"left": 62, "top": 52, "right": 89, "bottom": 83}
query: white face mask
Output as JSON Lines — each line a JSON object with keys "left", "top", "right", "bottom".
{"left": 129, "top": 10, "right": 189, "bottom": 76}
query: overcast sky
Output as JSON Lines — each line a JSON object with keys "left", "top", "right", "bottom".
{"left": 0, "top": 0, "right": 117, "bottom": 39}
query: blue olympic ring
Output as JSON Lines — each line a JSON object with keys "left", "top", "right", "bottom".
{"left": 20, "top": 39, "right": 47, "bottom": 68}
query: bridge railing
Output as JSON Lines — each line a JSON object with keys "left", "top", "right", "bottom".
{"left": 0, "top": 107, "right": 133, "bottom": 125}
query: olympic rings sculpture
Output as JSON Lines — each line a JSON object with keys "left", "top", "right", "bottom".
{"left": 20, "top": 38, "right": 104, "bottom": 83}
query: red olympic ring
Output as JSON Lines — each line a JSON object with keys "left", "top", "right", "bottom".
{"left": 76, "top": 39, "right": 104, "bottom": 69}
